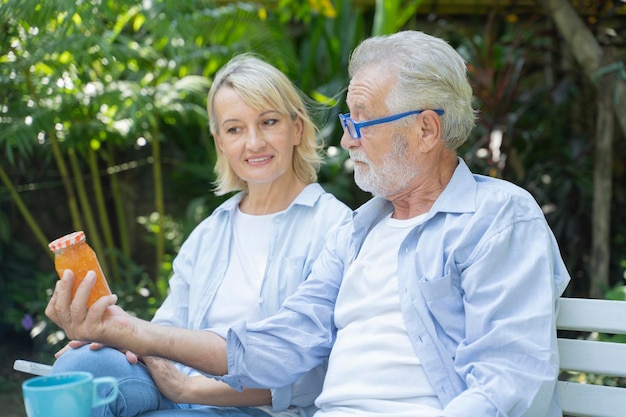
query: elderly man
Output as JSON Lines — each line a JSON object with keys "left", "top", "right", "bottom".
{"left": 47, "top": 30, "right": 570, "bottom": 417}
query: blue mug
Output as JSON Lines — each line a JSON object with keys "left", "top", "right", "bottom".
{"left": 22, "top": 371, "right": 118, "bottom": 417}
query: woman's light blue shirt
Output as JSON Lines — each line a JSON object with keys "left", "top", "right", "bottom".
{"left": 152, "top": 183, "right": 352, "bottom": 415}
{"left": 224, "top": 159, "right": 571, "bottom": 417}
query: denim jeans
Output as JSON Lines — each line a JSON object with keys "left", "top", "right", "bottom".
{"left": 52, "top": 345, "right": 271, "bottom": 417}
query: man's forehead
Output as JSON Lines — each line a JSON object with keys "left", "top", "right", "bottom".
{"left": 347, "top": 68, "right": 393, "bottom": 107}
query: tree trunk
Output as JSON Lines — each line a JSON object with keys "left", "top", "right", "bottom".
{"left": 591, "top": 59, "right": 614, "bottom": 298}
{"left": 538, "top": 0, "right": 625, "bottom": 297}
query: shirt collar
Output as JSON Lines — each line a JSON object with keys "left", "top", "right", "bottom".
{"left": 214, "top": 183, "right": 326, "bottom": 214}
{"left": 430, "top": 157, "right": 477, "bottom": 215}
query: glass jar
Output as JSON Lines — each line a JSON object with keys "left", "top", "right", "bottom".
{"left": 48, "top": 231, "right": 112, "bottom": 307}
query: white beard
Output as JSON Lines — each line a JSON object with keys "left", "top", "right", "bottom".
{"left": 351, "top": 133, "right": 419, "bottom": 197}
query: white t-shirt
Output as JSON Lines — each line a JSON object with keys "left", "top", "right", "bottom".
{"left": 206, "top": 208, "right": 299, "bottom": 417}
{"left": 316, "top": 213, "right": 443, "bottom": 417}
{"left": 206, "top": 207, "right": 274, "bottom": 327}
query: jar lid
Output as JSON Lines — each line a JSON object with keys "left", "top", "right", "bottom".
{"left": 48, "top": 231, "right": 86, "bottom": 252}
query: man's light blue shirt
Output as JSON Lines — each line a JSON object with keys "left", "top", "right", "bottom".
{"left": 152, "top": 183, "right": 352, "bottom": 415}
{"left": 224, "top": 159, "right": 571, "bottom": 417}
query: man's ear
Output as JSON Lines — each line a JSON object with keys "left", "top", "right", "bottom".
{"left": 418, "top": 110, "right": 442, "bottom": 152}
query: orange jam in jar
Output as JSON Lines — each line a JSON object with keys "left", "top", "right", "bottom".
{"left": 48, "top": 231, "right": 112, "bottom": 307}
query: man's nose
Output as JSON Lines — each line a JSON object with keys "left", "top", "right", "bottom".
{"left": 340, "top": 129, "right": 359, "bottom": 150}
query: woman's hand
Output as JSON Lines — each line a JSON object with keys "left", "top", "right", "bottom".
{"left": 54, "top": 340, "right": 90, "bottom": 358}
{"left": 142, "top": 356, "right": 193, "bottom": 403}
{"left": 54, "top": 340, "right": 139, "bottom": 364}
{"left": 142, "top": 356, "right": 272, "bottom": 406}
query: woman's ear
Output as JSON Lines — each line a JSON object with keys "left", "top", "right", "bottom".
{"left": 293, "top": 116, "right": 304, "bottom": 146}
{"left": 213, "top": 132, "right": 225, "bottom": 153}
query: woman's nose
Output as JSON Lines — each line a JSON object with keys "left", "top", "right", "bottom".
{"left": 246, "top": 128, "right": 266, "bottom": 149}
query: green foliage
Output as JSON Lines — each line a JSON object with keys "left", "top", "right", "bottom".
{"left": 371, "top": 0, "right": 424, "bottom": 36}
{"left": 108, "top": 249, "right": 168, "bottom": 321}
{"left": 0, "top": 218, "right": 50, "bottom": 333}
{"left": 605, "top": 284, "right": 626, "bottom": 302}
{"left": 0, "top": 0, "right": 301, "bottom": 266}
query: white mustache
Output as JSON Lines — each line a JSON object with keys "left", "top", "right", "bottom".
{"left": 349, "top": 151, "right": 369, "bottom": 164}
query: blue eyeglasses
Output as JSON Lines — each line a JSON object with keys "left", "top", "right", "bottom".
{"left": 338, "top": 109, "right": 444, "bottom": 139}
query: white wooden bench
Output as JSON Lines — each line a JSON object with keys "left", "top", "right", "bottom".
{"left": 557, "top": 297, "right": 626, "bottom": 417}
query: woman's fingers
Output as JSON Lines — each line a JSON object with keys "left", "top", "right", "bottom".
{"left": 125, "top": 350, "right": 139, "bottom": 364}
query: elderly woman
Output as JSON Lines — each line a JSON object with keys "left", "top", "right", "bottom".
{"left": 51, "top": 54, "right": 352, "bottom": 417}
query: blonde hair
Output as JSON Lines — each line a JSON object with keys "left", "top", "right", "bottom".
{"left": 207, "top": 54, "right": 323, "bottom": 195}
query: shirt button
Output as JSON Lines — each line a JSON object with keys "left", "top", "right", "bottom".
{"left": 258, "top": 297, "right": 264, "bottom": 304}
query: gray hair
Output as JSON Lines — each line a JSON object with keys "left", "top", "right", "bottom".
{"left": 348, "top": 31, "right": 476, "bottom": 150}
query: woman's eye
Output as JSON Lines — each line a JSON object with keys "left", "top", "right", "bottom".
{"left": 226, "top": 126, "right": 241, "bottom": 134}
{"left": 263, "top": 118, "right": 278, "bottom": 127}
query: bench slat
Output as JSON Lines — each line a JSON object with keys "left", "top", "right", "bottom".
{"left": 557, "top": 298, "right": 626, "bottom": 334}
{"left": 558, "top": 338, "right": 626, "bottom": 377}
{"left": 558, "top": 381, "right": 626, "bottom": 417}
